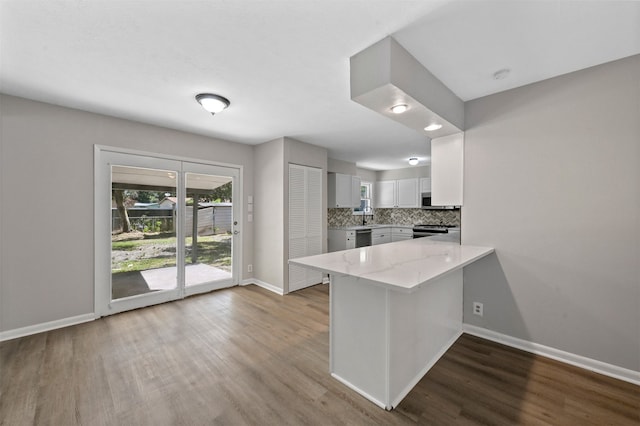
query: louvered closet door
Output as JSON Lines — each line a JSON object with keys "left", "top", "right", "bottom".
{"left": 304, "top": 167, "right": 323, "bottom": 286}
{"left": 288, "top": 165, "right": 307, "bottom": 291}
{"left": 288, "top": 164, "right": 323, "bottom": 292}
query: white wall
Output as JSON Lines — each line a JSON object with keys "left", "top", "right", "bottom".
{"left": 356, "top": 167, "right": 377, "bottom": 183}
{"left": 376, "top": 165, "right": 429, "bottom": 181}
{"left": 252, "top": 137, "right": 328, "bottom": 293}
{"left": 283, "top": 137, "right": 328, "bottom": 293}
{"left": 253, "top": 138, "right": 285, "bottom": 289}
{"left": 327, "top": 159, "right": 377, "bottom": 183}
{"left": 462, "top": 55, "right": 640, "bottom": 372}
{"left": 327, "top": 157, "right": 357, "bottom": 175}
{"left": 0, "top": 95, "right": 254, "bottom": 332}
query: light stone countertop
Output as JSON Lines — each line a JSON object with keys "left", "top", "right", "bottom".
{"left": 289, "top": 239, "right": 493, "bottom": 292}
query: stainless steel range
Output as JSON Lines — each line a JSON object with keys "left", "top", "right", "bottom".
{"left": 412, "top": 224, "right": 449, "bottom": 239}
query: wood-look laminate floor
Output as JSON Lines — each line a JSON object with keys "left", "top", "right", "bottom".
{"left": 1, "top": 284, "right": 638, "bottom": 425}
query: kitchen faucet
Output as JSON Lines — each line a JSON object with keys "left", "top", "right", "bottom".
{"left": 362, "top": 206, "right": 372, "bottom": 226}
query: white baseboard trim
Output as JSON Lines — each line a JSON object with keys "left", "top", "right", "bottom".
{"left": 240, "top": 279, "right": 285, "bottom": 296}
{"left": 463, "top": 324, "right": 640, "bottom": 386}
{"left": 331, "top": 373, "right": 389, "bottom": 410}
{"left": 390, "top": 329, "right": 463, "bottom": 409}
{"left": 0, "top": 313, "right": 96, "bottom": 342}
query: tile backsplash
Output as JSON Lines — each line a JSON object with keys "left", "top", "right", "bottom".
{"left": 328, "top": 208, "right": 460, "bottom": 227}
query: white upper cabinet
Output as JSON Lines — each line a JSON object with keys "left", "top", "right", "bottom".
{"left": 420, "top": 177, "right": 431, "bottom": 193}
{"left": 431, "top": 133, "right": 464, "bottom": 206}
{"left": 396, "top": 178, "right": 419, "bottom": 207}
{"left": 328, "top": 172, "right": 361, "bottom": 208}
{"left": 375, "top": 178, "right": 419, "bottom": 208}
{"left": 375, "top": 180, "right": 396, "bottom": 208}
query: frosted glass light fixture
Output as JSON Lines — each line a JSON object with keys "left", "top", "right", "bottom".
{"left": 196, "top": 93, "right": 230, "bottom": 115}
{"left": 408, "top": 157, "right": 419, "bottom": 166}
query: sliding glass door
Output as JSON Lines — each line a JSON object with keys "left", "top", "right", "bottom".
{"left": 95, "top": 148, "right": 240, "bottom": 316}
{"left": 183, "top": 162, "right": 236, "bottom": 296}
{"left": 110, "top": 165, "right": 179, "bottom": 301}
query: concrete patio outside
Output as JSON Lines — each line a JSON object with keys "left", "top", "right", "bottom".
{"left": 112, "top": 263, "right": 232, "bottom": 299}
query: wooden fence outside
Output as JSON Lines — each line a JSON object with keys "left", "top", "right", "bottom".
{"left": 111, "top": 206, "right": 232, "bottom": 235}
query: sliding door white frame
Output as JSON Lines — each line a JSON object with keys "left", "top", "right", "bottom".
{"left": 94, "top": 145, "right": 243, "bottom": 317}
{"left": 182, "top": 161, "right": 240, "bottom": 297}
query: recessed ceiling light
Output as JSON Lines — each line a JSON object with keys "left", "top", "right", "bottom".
{"left": 408, "top": 157, "right": 419, "bottom": 166}
{"left": 390, "top": 104, "right": 409, "bottom": 114}
{"left": 196, "top": 93, "right": 230, "bottom": 115}
{"left": 424, "top": 123, "right": 443, "bottom": 131}
{"left": 493, "top": 68, "right": 511, "bottom": 80}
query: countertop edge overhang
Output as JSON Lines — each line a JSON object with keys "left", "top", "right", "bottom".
{"left": 289, "top": 239, "right": 494, "bottom": 293}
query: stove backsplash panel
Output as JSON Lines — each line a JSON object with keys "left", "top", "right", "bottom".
{"left": 327, "top": 208, "right": 460, "bottom": 227}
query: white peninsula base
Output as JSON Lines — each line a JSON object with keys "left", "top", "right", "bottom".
{"left": 290, "top": 239, "right": 493, "bottom": 410}
{"left": 331, "top": 269, "right": 463, "bottom": 409}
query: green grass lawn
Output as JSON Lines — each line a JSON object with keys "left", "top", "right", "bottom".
{"left": 111, "top": 234, "right": 231, "bottom": 273}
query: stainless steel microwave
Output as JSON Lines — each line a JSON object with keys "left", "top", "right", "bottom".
{"left": 421, "top": 192, "right": 456, "bottom": 210}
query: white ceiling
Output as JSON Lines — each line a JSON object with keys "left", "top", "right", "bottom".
{"left": 2, "top": 1, "right": 639, "bottom": 170}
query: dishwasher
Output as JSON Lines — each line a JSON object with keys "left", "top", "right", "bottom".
{"left": 355, "top": 228, "right": 372, "bottom": 248}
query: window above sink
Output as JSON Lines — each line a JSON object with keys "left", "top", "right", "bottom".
{"left": 353, "top": 182, "right": 372, "bottom": 215}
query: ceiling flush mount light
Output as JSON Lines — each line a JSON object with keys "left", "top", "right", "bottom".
{"left": 493, "top": 68, "right": 511, "bottom": 80}
{"left": 408, "top": 157, "right": 419, "bottom": 166}
{"left": 195, "top": 93, "right": 230, "bottom": 115}
{"left": 424, "top": 123, "right": 443, "bottom": 131}
{"left": 390, "top": 104, "right": 409, "bottom": 114}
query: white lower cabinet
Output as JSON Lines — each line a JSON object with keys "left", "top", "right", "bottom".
{"left": 328, "top": 229, "right": 356, "bottom": 252}
{"left": 372, "top": 227, "right": 391, "bottom": 245}
{"left": 328, "top": 226, "right": 412, "bottom": 250}
{"left": 391, "top": 227, "right": 413, "bottom": 242}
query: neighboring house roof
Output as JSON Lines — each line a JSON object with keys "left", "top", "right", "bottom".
{"left": 160, "top": 197, "right": 193, "bottom": 205}
{"left": 161, "top": 197, "right": 178, "bottom": 205}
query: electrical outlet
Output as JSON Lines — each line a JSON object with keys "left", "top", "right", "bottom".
{"left": 473, "top": 302, "right": 483, "bottom": 317}
{"left": 247, "top": 264, "right": 253, "bottom": 273}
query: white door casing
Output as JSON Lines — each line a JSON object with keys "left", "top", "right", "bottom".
{"left": 94, "top": 146, "right": 242, "bottom": 317}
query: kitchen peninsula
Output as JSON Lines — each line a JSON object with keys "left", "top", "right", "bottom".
{"left": 289, "top": 239, "right": 493, "bottom": 410}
